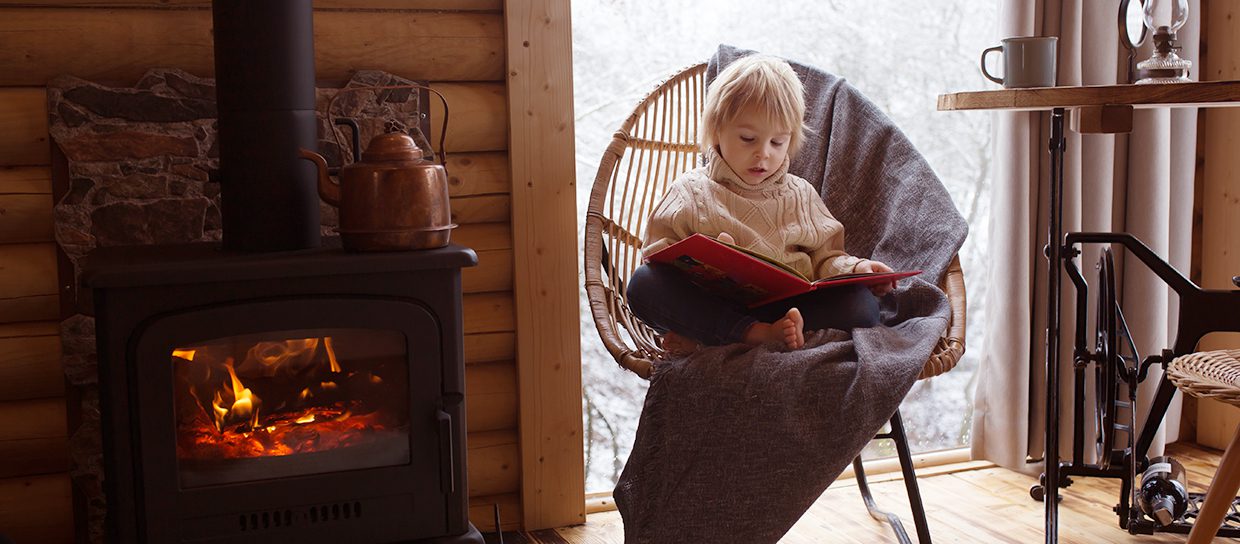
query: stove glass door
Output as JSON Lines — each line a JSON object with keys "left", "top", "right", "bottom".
{"left": 172, "top": 328, "right": 410, "bottom": 488}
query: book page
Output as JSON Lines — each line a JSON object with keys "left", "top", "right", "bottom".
{"left": 713, "top": 238, "right": 809, "bottom": 281}
{"left": 644, "top": 234, "right": 812, "bottom": 306}
{"left": 810, "top": 270, "right": 921, "bottom": 287}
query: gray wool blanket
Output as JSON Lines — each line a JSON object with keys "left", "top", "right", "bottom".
{"left": 612, "top": 45, "right": 969, "bottom": 543}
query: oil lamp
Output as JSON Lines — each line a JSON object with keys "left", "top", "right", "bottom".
{"left": 1135, "top": 0, "right": 1192, "bottom": 84}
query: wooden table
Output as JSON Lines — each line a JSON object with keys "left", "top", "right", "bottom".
{"left": 938, "top": 81, "right": 1240, "bottom": 544}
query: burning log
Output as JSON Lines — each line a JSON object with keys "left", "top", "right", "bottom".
{"left": 172, "top": 334, "right": 406, "bottom": 462}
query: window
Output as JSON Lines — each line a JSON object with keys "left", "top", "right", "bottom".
{"left": 574, "top": 0, "right": 997, "bottom": 491}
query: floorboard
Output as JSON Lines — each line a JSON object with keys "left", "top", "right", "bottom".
{"left": 481, "top": 442, "right": 1235, "bottom": 543}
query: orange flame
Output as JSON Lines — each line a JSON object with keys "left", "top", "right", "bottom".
{"left": 324, "top": 337, "right": 341, "bottom": 373}
{"left": 173, "top": 335, "right": 382, "bottom": 459}
{"left": 248, "top": 338, "right": 321, "bottom": 370}
{"left": 209, "top": 357, "right": 261, "bottom": 432}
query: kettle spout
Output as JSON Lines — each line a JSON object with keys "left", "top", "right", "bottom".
{"left": 298, "top": 148, "right": 340, "bottom": 207}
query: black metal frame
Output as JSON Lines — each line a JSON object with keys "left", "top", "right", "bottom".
{"left": 1037, "top": 108, "right": 1240, "bottom": 542}
{"left": 853, "top": 410, "right": 932, "bottom": 544}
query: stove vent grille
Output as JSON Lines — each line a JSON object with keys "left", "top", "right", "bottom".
{"left": 236, "top": 501, "right": 363, "bottom": 532}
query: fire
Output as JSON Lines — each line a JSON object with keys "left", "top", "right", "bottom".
{"left": 324, "top": 336, "right": 341, "bottom": 373}
{"left": 210, "top": 357, "right": 261, "bottom": 432}
{"left": 248, "top": 338, "right": 324, "bottom": 374}
{"left": 179, "top": 336, "right": 340, "bottom": 434}
{"left": 179, "top": 407, "right": 393, "bottom": 460}
{"left": 171, "top": 334, "right": 409, "bottom": 463}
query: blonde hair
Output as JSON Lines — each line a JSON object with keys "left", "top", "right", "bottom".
{"left": 701, "top": 54, "right": 807, "bottom": 158}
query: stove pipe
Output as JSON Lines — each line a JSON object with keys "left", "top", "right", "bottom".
{"left": 212, "top": 0, "right": 321, "bottom": 251}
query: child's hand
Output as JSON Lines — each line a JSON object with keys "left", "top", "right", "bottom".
{"left": 856, "top": 259, "right": 896, "bottom": 296}
{"left": 716, "top": 232, "right": 736, "bottom": 245}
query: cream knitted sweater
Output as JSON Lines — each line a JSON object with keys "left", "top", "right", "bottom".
{"left": 642, "top": 155, "right": 863, "bottom": 280}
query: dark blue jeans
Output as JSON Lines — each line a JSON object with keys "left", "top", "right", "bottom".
{"left": 626, "top": 262, "right": 881, "bottom": 346}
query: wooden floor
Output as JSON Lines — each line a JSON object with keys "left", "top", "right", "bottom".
{"left": 485, "top": 442, "right": 1235, "bottom": 543}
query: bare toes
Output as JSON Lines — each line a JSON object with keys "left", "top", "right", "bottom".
{"left": 782, "top": 308, "right": 806, "bottom": 349}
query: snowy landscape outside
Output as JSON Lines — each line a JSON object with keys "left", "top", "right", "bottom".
{"left": 571, "top": 0, "right": 999, "bottom": 492}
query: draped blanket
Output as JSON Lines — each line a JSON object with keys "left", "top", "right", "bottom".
{"left": 612, "top": 45, "right": 969, "bottom": 542}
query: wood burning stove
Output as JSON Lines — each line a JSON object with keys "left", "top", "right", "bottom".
{"left": 80, "top": 241, "right": 483, "bottom": 543}
{"left": 65, "top": 1, "right": 486, "bottom": 541}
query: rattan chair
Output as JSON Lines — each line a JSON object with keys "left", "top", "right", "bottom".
{"left": 583, "top": 63, "right": 967, "bottom": 544}
{"left": 1167, "top": 349, "right": 1240, "bottom": 543}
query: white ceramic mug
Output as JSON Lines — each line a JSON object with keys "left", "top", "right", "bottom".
{"left": 980, "top": 36, "right": 1058, "bottom": 88}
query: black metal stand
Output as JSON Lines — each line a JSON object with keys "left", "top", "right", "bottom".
{"left": 1034, "top": 105, "right": 1240, "bottom": 541}
{"left": 1039, "top": 231, "right": 1240, "bottom": 539}
{"left": 1043, "top": 107, "right": 1067, "bottom": 544}
{"left": 854, "top": 410, "right": 932, "bottom": 544}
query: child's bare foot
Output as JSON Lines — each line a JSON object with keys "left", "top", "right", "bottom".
{"left": 658, "top": 331, "right": 701, "bottom": 357}
{"left": 743, "top": 308, "right": 805, "bottom": 350}
{"left": 777, "top": 308, "right": 806, "bottom": 349}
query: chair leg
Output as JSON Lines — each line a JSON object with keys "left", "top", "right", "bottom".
{"left": 890, "top": 410, "right": 932, "bottom": 544}
{"left": 854, "top": 410, "right": 932, "bottom": 544}
{"left": 854, "top": 456, "right": 913, "bottom": 544}
{"left": 1187, "top": 426, "right": 1240, "bottom": 544}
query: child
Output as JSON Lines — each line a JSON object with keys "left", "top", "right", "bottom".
{"left": 626, "top": 54, "right": 895, "bottom": 354}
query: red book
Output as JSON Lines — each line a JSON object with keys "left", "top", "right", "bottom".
{"left": 644, "top": 233, "right": 920, "bottom": 308}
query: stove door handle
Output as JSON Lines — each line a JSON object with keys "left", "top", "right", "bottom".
{"left": 438, "top": 410, "right": 455, "bottom": 494}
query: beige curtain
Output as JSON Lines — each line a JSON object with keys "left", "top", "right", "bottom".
{"left": 971, "top": 0, "right": 1199, "bottom": 471}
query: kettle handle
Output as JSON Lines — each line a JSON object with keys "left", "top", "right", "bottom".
{"left": 333, "top": 117, "right": 362, "bottom": 164}
{"left": 326, "top": 84, "right": 451, "bottom": 172}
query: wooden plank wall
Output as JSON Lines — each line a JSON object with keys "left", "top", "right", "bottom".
{"left": 505, "top": 0, "right": 586, "bottom": 531}
{"left": 0, "top": 1, "right": 529, "bottom": 540}
{"left": 1197, "top": 0, "right": 1240, "bottom": 451}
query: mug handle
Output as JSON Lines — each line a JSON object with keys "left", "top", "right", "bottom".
{"left": 980, "top": 46, "right": 1004, "bottom": 86}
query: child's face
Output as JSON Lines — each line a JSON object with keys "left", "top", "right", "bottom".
{"left": 717, "top": 106, "right": 792, "bottom": 186}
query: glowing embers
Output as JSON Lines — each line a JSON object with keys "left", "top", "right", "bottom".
{"left": 172, "top": 329, "right": 408, "bottom": 463}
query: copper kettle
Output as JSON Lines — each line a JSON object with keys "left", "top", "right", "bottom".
{"left": 300, "top": 132, "right": 455, "bottom": 251}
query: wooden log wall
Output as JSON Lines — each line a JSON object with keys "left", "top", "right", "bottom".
{"left": 0, "top": 0, "right": 532, "bottom": 541}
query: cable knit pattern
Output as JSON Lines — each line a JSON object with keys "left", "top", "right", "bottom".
{"left": 642, "top": 153, "right": 863, "bottom": 280}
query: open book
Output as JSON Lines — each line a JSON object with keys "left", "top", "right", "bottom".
{"left": 644, "top": 233, "right": 920, "bottom": 308}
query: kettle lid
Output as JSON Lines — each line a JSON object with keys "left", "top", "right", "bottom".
{"left": 361, "top": 133, "right": 424, "bottom": 162}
